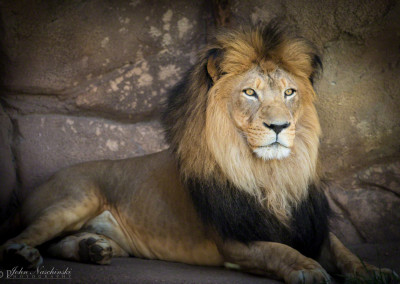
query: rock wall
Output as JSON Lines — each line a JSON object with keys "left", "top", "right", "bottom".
{"left": 0, "top": 0, "right": 399, "bottom": 244}
{"left": 0, "top": 0, "right": 209, "bottom": 197}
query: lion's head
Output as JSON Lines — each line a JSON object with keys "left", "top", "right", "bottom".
{"left": 163, "top": 23, "right": 322, "bottom": 221}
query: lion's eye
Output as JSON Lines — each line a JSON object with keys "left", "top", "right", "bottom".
{"left": 243, "top": 88, "right": 257, "bottom": 98}
{"left": 284, "top": 88, "right": 296, "bottom": 97}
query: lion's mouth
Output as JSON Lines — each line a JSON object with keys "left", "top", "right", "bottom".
{"left": 252, "top": 142, "right": 292, "bottom": 160}
{"left": 261, "top": 142, "right": 289, "bottom": 148}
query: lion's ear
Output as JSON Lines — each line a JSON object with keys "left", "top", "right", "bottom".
{"left": 206, "top": 48, "right": 224, "bottom": 83}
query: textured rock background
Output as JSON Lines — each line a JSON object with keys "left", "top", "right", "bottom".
{"left": 0, "top": 0, "right": 399, "bottom": 244}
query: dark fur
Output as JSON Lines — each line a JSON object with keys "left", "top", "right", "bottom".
{"left": 188, "top": 178, "right": 330, "bottom": 258}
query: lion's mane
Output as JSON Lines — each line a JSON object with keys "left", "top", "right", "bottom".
{"left": 162, "top": 23, "right": 329, "bottom": 258}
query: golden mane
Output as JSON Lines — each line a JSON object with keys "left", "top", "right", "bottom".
{"left": 163, "top": 23, "right": 322, "bottom": 222}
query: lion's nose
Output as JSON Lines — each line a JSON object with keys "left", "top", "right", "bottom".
{"left": 263, "top": 122, "right": 291, "bottom": 134}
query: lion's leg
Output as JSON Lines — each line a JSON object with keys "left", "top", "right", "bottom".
{"left": 0, "top": 192, "right": 101, "bottom": 269}
{"left": 220, "top": 241, "right": 330, "bottom": 284}
{"left": 318, "top": 232, "right": 396, "bottom": 281}
{"left": 46, "top": 232, "right": 128, "bottom": 265}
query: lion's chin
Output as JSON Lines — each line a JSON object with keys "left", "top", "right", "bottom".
{"left": 253, "top": 144, "right": 291, "bottom": 160}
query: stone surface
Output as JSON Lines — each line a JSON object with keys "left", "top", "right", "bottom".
{"left": 1, "top": 242, "right": 399, "bottom": 283}
{"left": 0, "top": 105, "right": 15, "bottom": 223}
{"left": 316, "top": 33, "right": 400, "bottom": 176}
{"left": 232, "top": 0, "right": 397, "bottom": 49}
{"left": 327, "top": 160, "right": 400, "bottom": 244}
{"left": 1, "top": 0, "right": 207, "bottom": 119}
{"left": 13, "top": 114, "right": 167, "bottom": 193}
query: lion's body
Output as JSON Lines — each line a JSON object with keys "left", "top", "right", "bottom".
{"left": 0, "top": 23, "right": 395, "bottom": 283}
{"left": 19, "top": 150, "right": 223, "bottom": 265}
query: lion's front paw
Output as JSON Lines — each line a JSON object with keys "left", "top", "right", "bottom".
{"left": 347, "top": 265, "right": 399, "bottom": 284}
{"left": 285, "top": 259, "right": 331, "bottom": 284}
{"left": 2, "top": 243, "right": 43, "bottom": 270}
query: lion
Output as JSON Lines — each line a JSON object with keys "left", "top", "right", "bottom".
{"left": 0, "top": 23, "right": 396, "bottom": 283}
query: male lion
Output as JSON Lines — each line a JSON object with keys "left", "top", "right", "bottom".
{"left": 0, "top": 23, "right": 395, "bottom": 283}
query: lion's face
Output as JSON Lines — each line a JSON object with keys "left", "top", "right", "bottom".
{"left": 228, "top": 67, "right": 299, "bottom": 160}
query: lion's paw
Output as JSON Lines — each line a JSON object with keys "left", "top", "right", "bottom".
{"left": 287, "top": 268, "right": 331, "bottom": 284}
{"left": 347, "top": 265, "right": 399, "bottom": 284}
{"left": 2, "top": 243, "right": 43, "bottom": 270}
{"left": 285, "top": 260, "right": 331, "bottom": 284}
{"left": 78, "top": 236, "right": 112, "bottom": 265}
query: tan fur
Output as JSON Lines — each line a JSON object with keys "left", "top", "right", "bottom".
{"left": 220, "top": 240, "right": 330, "bottom": 283}
{"left": 0, "top": 25, "right": 395, "bottom": 283}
